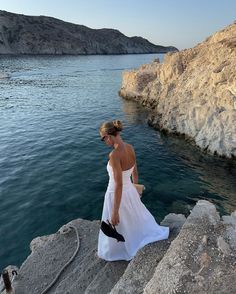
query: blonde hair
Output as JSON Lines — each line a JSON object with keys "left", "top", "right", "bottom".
{"left": 100, "top": 120, "right": 123, "bottom": 136}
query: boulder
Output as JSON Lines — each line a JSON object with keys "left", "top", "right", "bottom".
{"left": 144, "top": 200, "right": 236, "bottom": 294}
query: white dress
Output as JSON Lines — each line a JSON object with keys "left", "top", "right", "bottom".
{"left": 97, "top": 161, "right": 169, "bottom": 261}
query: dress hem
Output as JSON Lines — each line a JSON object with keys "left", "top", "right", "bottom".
{"left": 97, "top": 228, "right": 169, "bottom": 262}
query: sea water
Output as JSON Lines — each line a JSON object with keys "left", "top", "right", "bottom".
{"left": 0, "top": 54, "right": 236, "bottom": 269}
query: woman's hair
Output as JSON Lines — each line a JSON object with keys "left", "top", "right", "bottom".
{"left": 100, "top": 120, "right": 123, "bottom": 136}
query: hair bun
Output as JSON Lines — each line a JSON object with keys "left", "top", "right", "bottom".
{"left": 113, "top": 120, "right": 123, "bottom": 132}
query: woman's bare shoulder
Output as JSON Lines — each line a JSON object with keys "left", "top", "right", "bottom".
{"left": 125, "top": 143, "right": 135, "bottom": 153}
{"left": 109, "top": 149, "right": 119, "bottom": 160}
{"left": 109, "top": 150, "right": 121, "bottom": 168}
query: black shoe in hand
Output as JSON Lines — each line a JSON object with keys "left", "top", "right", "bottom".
{"left": 100, "top": 220, "right": 125, "bottom": 242}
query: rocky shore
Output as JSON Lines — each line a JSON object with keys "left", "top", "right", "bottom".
{"left": 0, "top": 10, "right": 178, "bottom": 55}
{"left": 1, "top": 200, "right": 236, "bottom": 293}
{"left": 119, "top": 22, "right": 236, "bottom": 158}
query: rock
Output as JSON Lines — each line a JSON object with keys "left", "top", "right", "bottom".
{"left": 119, "top": 22, "right": 236, "bottom": 158}
{"left": 6, "top": 201, "right": 236, "bottom": 294}
{"left": 30, "top": 234, "right": 55, "bottom": 253}
{"left": 10, "top": 214, "right": 182, "bottom": 294}
{"left": 160, "top": 213, "right": 186, "bottom": 233}
{"left": 84, "top": 261, "right": 128, "bottom": 294}
{"left": 0, "top": 72, "right": 10, "bottom": 78}
{"left": 222, "top": 211, "right": 236, "bottom": 251}
{"left": 0, "top": 10, "right": 178, "bottom": 55}
{"left": 110, "top": 214, "right": 185, "bottom": 294}
{"left": 217, "top": 236, "right": 232, "bottom": 256}
{"left": 11, "top": 219, "right": 129, "bottom": 294}
{"left": 143, "top": 200, "right": 236, "bottom": 294}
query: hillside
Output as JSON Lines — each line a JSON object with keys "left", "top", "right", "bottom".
{"left": 0, "top": 10, "right": 178, "bottom": 55}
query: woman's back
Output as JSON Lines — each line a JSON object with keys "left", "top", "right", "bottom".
{"left": 110, "top": 143, "right": 135, "bottom": 171}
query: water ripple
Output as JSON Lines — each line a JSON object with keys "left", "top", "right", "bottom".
{"left": 0, "top": 54, "right": 235, "bottom": 270}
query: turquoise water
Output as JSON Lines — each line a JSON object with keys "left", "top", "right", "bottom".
{"left": 0, "top": 54, "right": 236, "bottom": 270}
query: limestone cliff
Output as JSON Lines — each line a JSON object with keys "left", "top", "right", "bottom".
{"left": 0, "top": 10, "right": 178, "bottom": 55}
{"left": 119, "top": 22, "right": 236, "bottom": 158}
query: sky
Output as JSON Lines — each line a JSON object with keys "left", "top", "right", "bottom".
{"left": 0, "top": 0, "right": 235, "bottom": 50}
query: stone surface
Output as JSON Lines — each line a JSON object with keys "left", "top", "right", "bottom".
{"left": 84, "top": 261, "right": 128, "bottom": 294}
{"left": 119, "top": 22, "right": 236, "bottom": 158}
{"left": 0, "top": 10, "right": 178, "bottom": 55}
{"left": 143, "top": 200, "right": 236, "bottom": 294}
{"left": 0, "top": 71, "right": 9, "bottom": 78}
{"left": 10, "top": 214, "right": 183, "bottom": 294}
{"left": 12, "top": 219, "right": 128, "bottom": 294}
{"left": 222, "top": 211, "right": 236, "bottom": 251}
{"left": 160, "top": 213, "right": 186, "bottom": 232}
{"left": 110, "top": 214, "right": 185, "bottom": 294}
{"left": 7, "top": 202, "right": 236, "bottom": 294}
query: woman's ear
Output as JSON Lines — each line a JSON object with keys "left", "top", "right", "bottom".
{"left": 108, "top": 135, "right": 114, "bottom": 144}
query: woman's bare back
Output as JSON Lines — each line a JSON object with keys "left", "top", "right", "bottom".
{"left": 109, "top": 143, "right": 136, "bottom": 171}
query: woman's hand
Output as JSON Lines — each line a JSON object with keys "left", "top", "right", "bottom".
{"left": 111, "top": 210, "right": 120, "bottom": 226}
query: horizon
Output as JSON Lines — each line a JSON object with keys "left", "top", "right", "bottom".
{"left": 0, "top": 0, "right": 235, "bottom": 50}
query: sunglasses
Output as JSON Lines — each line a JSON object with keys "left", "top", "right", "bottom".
{"left": 101, "top": 135, "right": 108, "bottom": 141}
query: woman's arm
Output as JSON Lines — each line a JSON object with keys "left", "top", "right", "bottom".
{"left": 109, "top": 153, "right": 122, "bottom": 226}
{"left": 131, "top": 145, "right": 138, "bottom": 184}
{"left": 132, "top": 162, "right": 139, "bottom": 184}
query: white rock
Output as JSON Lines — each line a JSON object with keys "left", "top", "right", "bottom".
{"left": 119, "top": 22, "right": 236, "bottom": 158}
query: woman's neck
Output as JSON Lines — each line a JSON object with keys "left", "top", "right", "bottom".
{"left": 113, "top": 135, "right": 125, "bottom": 150}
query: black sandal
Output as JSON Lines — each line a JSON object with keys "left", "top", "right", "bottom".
{"left": 100, "top": 220, "right": 125, "bottom": 242}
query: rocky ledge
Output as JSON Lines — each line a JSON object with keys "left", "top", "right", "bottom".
{"left": 0, "top": 10, "right": 178, "bottom": 55}
{"left": 119, "top": 22, "right": 236, "bottom": 158}
{"left": 1, "top": 200, "right": 236, "bottom": 293}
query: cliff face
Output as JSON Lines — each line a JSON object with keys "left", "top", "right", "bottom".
{"left": 0, "top": 10, "right": 178, "bottom": 55}
{"left": 119, "top": 22, "right": 236, "bottom": 158}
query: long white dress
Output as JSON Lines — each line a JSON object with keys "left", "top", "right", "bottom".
{"left": 97, "top": 161, "right": 169, "bottom": 261}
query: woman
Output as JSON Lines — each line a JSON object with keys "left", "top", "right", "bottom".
{"left": 97, "top": 120, "right": 169, "bottom": 261}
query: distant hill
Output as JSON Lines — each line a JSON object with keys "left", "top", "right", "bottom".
{"left": 0, "top": 10, "right": 178, "bottom": 55}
